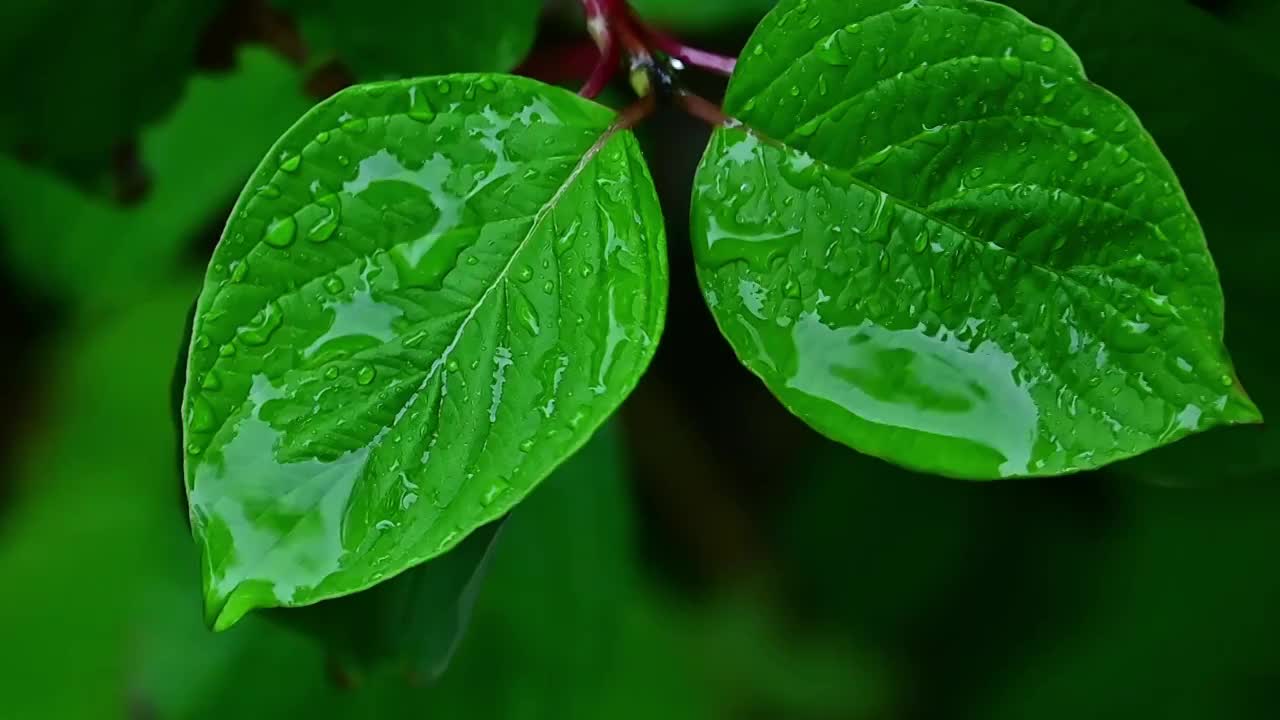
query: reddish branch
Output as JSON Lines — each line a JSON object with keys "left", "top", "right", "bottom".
{"left": 632, "top": 17, "right": 737, "bottom": 76}
{"left": 576, "top": 0, "right": 738, "bottom": 97}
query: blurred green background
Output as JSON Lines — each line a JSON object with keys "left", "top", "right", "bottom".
{"left": 1, "top": 1, "right": 1277, "bottom": 718}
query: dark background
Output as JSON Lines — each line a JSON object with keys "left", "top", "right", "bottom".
{"left": 1, "top": 1, "right": 1277, "bottom": 718}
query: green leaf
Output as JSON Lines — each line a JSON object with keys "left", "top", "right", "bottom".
{"left": 0, "top": 0, "right": 222, "bottom": 182}
{"left": 691, "top": 0, "right": 1259, "bottom": 479}
{"left": 182, "top": 73, "right": 667, "bottom": 629}
{"left": 266, "top": 517, "right": 504, "bottom": 682}
{"left": 631, "top": 0, "right": 778, "bottom": 29}
{"left": 272, "top": 0, "right": 544, "bottom": 80}
{"left": 0, "top": 48, "right": 311, "bottom": 310}
{"left": 993, "top": 0, "right": 1280, "bottom": 484}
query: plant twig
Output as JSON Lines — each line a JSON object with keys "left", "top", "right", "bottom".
{"left": 632, "top": 16, "right": 738, "bottom": 76}
{"left": 675, "top": 89, "right": 734, "bottom": 127}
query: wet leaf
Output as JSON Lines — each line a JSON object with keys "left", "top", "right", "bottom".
{"left": 272, "top": 0, "right": 544, "bottom": 80}
{"left": 691, "top": 0, "right": 1258, "bottom": 479}
{"left": 997, "top": 0, "right": 1280, "bottom": 485}
{"left": 267, "top": 518, "right": 505, "bottom": 682}
{"left": 182, "top": 74, "right": 667, "bottom": 628}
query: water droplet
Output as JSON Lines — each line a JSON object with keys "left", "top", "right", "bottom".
{"left": 478, "top": 77, "right": 498, "bottom": 93}
{"left": 239, "top": 301, "right": 284, "bottom": 346}
{"left": 480, "top": 480, "right": 509, "bottom": 507}
{"left": 263, "top": 216, "right": 297, "bottom": 248}
{"left": 195, "top": 335, "right": 211, "bottom": 350}
{"left": 436, "top": 79, "right": 452, "bottom": 94}
{"left": 188, "top": 395, "right": 217, "bottom": 433}
{"left": 542, "top": 280, "right": 555, "bottom": 295}
{"left": 324, "top": 366, "right": 339, "bottom": 380}
{"left": 516, "top": 265, "right": 534, "bottom": 283}
{"left": 408, "top": 87, "right": 436, "bottom": 123}
{"left": 306, "top": 194, "right": 341, "bottom": 243}
{"left": 446, "top": 358, "right": 460, "bottom": 373}
{"left": 511, "top": 289, "right": 541, "bottom": 335}
{"left": 315, "top": 130, "right": 330, "bottom": 144}
{"left": 341, "top": 114, "right": 368, "bottom": 134}
{"left": 518, "top": 439, "right": 534, "bottom": 452}
{"left": 201, "top": 371, "right": 221, "bottom": 391}
{"left": 323, "top": 276, "right": 344, "bottom": 294}
{"left": 1039, "top": 36, "right": 1056, "bottom": 52}
{"left": 356, "top": 365, "right": 376, "bottom": 385}
{"left": 219, "top": 343, "right": 236, "bottom": 358}
{"left": 279, "top": 152, "right": 301, "bottom": 173}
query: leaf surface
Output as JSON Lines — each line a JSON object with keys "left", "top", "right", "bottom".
{"left": 691, "top": 0, "right": 1258, "bottom": 478}
{"left": 182, "top": 74, "right": 667, "bottom": 628}
{"left": 998, "top": 0, "right": 1280, "bottom": 484}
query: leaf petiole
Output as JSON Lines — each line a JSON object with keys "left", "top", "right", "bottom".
{"left": 576, "top": 0, "right": 739, "bottom": 98}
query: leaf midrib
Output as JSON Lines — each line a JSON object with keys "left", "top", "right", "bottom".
{"left": 202, "top": 118, "right": 632, "bottom": 604}
{"left": 712, "top": 123, "right": 1223, "bottom": 396}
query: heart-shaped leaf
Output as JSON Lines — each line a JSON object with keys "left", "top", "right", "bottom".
{"left": 182, "top": 74, "right": 667, "bottom": 629}
{"left": 691, "top": 0, "right": 1259, "bottom": 479}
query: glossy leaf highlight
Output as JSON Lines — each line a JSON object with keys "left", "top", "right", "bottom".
{"left": 691, "top": 0, "right": 1259, "bottom": 479}
{"left": 183, "top": 73, "right": 667, "bottom": 628}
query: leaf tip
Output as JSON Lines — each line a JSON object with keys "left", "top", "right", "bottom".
{"left": 204, "top": 584, "right": 257, "bottom": 632}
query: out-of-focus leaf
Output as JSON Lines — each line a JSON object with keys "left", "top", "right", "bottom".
{"left": 271, "top": 0, "right": 544, "bottom": 79}
{"left": 631, "top": 0, "right": 777, "bottom": 29}
{"left": 978, "top": 481, "right": 1280, "bottom": 719}
{"left": 183, "top": 74, "right": 667, "bottom": 629}
{"left": 0, "top": 49, "right": 311, "bottom": 310}
{"left": 693, "top": 0, "right": 1257, "bottom": 479}
{"left": 138, "top": 425, "right": 711, "bottom": 720}
{"left": 0, "top": 278, "right": 201, "bottom": 720}
{"left": 0, "top": 0, "right": 221, "bottom": 182}
{"left": 267, "top": 518, "right": 505, "bottom": 682}
{"left": 1199, "top": 0, "right": 1280, "bottom": 80}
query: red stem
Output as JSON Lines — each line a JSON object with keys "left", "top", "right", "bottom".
{"left": 633, "top": 17, "right": 737, "bottom": 76}
{"left": 675, "top": 90, "right": 735, "bottom": 128}
{"left": 577, "top": 0, "right": 738, "bottom": 97}
{"left": 579, "top": 38, "right": 619, "bottom": 98}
